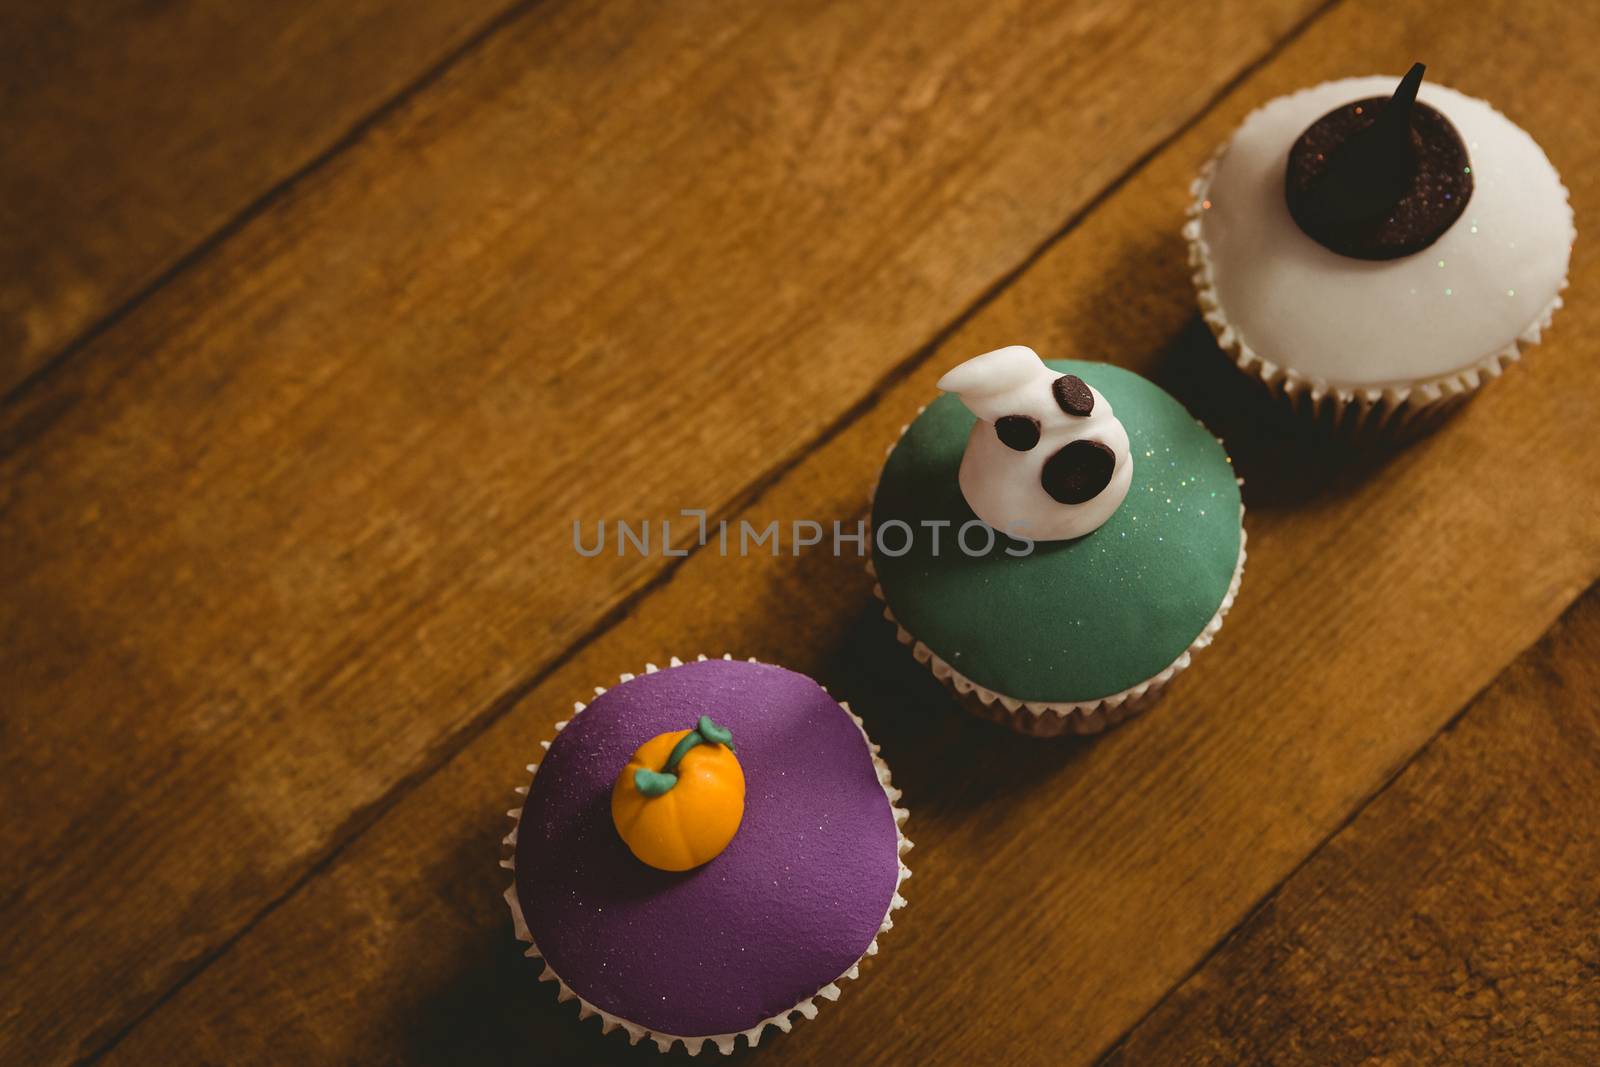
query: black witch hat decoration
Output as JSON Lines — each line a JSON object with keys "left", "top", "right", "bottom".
{"left": 1285, "top": 62, "right": 1474, "bottom": 259}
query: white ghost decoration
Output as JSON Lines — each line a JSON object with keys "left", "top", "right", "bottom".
{"left": 937, "top": 346, "right": 1133, "bottom": 541}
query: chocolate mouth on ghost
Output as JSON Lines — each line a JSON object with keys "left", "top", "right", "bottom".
{"left": 1040, "top": 439, "right": 1116, "bottom": 505}
{"left": 1285, "top": 63, "right": 1472, "bottom": 260}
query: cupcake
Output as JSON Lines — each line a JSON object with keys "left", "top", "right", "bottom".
{"left": 503, "top": 656, "right": 910, "bottom": 1054}
{"left": 1187, "top": 63, "right": 1575, "bottom": 434}
{"left": 870, "top": 346, "right": 1245, "bottom": 736}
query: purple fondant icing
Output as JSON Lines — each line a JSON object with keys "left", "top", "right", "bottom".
{"left": 515, "top": 658, "right": 900, "bottom": 1037}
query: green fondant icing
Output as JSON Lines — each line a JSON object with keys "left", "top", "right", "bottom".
{"left": 871, "top": 360, "right": 1242, "bottom": 703}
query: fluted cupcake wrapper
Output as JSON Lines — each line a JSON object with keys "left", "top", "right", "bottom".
{"left": 867, "top": 521, "right": 1244, "bottom": 737}
{"left": 501, "top": 655, "right": 911, "bottom": 1055}
{"left": 1184, "top": 152, "right": 1569, "bottom": 439}
{"left": 868, "top": 420, "right": 1246, "bottom": 738}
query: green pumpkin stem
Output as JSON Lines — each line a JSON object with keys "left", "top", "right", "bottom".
{"left": 633, "top": 716, "right": 734, "bottom": 797}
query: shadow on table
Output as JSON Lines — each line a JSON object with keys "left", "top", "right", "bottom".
{"left": 1146, "top": 314, "right": 1415, "bottom": 512}
{"left": 817, "top": 600, "right": 1105, "bottom": 812}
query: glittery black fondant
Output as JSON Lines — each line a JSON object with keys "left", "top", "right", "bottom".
{"left": 1285, "top": 63, "right": 1472, "bottom": 260}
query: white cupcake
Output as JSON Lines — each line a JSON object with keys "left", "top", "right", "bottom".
{"left": 1186, "top": 64, "right": 1574, "bottom": 435}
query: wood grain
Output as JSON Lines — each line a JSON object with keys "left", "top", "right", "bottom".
{"left": 0, "top": 1, "right": 1326, "bottom": 1061}
{"left": 97, "top": 0, "right": 1600, "bottom": 1062}
{"left": 0, "top": 0, "right": 514, "bottom": 395}
{"left": 1102, "top": 585, "right": 1600, "bottom": 1066}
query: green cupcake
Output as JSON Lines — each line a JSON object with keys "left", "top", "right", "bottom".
{"left": 870, "top": 347, "right": 1246, "bottom": 736}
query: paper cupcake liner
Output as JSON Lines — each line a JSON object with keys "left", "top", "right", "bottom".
{"left": 501, "top": 654, "right": 912, "bottom": 1055}
{"left": 868, "top": 517, "right": 1245, "bottom": 737}
{"left": 1184, "top": 151, "right": 1569, "bottom": 439}
{"left": 953, "top": 673, "right": 1166, "bottom": 735}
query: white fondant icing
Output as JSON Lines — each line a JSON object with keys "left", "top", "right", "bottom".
{"left": 937, "top": 347, "right": 1131, "bottom": 541}
{"left": 1196, "top": 77, "right": 1574, "bottom": 390}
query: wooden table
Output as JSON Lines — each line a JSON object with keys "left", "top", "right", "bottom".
{"left": 4, "top": 1, "right": 1597, "bottom": 1063}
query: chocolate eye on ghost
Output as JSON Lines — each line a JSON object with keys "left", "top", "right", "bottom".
{"left": 994, "top": 414, "right": 1041, "bottom": 452}
{"left": 1040, "top": 438, "right": 1116, "bottom": 505}
{"left": 1051, "top": 374, "right": 1094, "bottom": 417}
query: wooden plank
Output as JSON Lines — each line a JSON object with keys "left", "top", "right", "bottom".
{"left": 0, "top": 1, "right": 1326, "bottom": 1061}
{"left": 0, "top": 0, "right": 516, "bottom": 395}
{"left": 98, "top": 0, "right": 1600, "bottom": 1061}
{"left": 1101, "top": 585, "right": 1600, "bottom": 1065}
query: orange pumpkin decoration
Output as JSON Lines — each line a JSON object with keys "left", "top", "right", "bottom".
{"left": 611, "top": 716, "right": 745, "bottom": 871}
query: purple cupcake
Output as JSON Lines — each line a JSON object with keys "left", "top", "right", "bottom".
{"left": 502, "top": 655, "right": 911, "bottom": 1054}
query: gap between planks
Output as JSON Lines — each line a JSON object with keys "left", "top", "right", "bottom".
{"left": 76, "top": 1, "right": 1351, "bottom": 1062}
